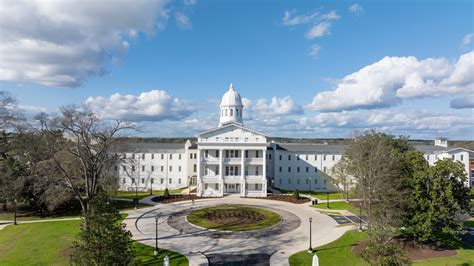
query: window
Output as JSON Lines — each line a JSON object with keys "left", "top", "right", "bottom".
{"left": 236, "top": 109, "right": 239, "bottom": 116}
{"left": 226, "top": 150, "right": 229, "bottom": 158}
{"left": 141, "top": 178, "right": 145, "bottom": 184}
{"left": 279, "top": 155, "right": 282, "bottom": 160}
{"left": 131, "top": 178, "right": 135, "bottom": 184}
{"left": 215, "top": 184, "right": 219, "bottom": 190}
{"left": 315, "top": 167, "right": 318, "bottom": 172}
{"left": 297, "top": 167, "right": 300, "bottom": 173}
{"left": 160, "top": 178, "right": 164, "bottom": 184}
{"left": 114, "top": 165, "right": 118, "bottom": 171}
{"left": 205, "top": 150, "right": 209, "bottom": 158}
{"left": 141, "top": 165, "right": 145, "bottom": 171}
{"left": 297, "top": 155, "right": 300, "bottom": 161}
{"left": 256, "top": 166, "right": 259, "bottom": 175}
{"left": 288, "top": 155, "right": 291, "bottom": 160}
{"left": 151, "top": 178, "right": 154, "bottom": 184}
{"left": 132, "top": 154, "right": 135, "bottom": 159}
{"left": 205, "top": 167, "right": 209, "bottom": 175}
{"left": 161, "top": 154, "right": 164, "bottom": 160}
{"left": 279, "top": 167, "right": 282, "bottom": 172}
{"left": 215, "top": 166, "right": 219, "bottom": 175}
{"left": 323, "top": 155, "right": 326, "bottom": 161}
{"left": 314, "top": 155, "right": 317, "bottom": 161}
{"left": 142, "top": 154, "right": 145, "bottom": 159}
{"left": 151, "top": 154, "right": 154, "bottom": 159}
{"left": 169, "top": 178, "right": 172, "bottom": 184}
{"left": 179, "top": 154, "right": 182, "bottom": 160}
{"left": 151, "top": 166, "right": 154, "bottom": 171}
{"left": 193, "top": 164, "right": 197, "bottom": 172}
{"left": 225, "top": 109, "right": 228, "bottom": 116}
{"left": 194, "top": 153, "right": 197, "bottom": 159}
{"left": 256, "top": 150, "right": 259, "bottom": 158}
{"left": 461, "top": 155, "right": 464, "bottom": 161}
{"left": 306, "top": 167, "right": 309, "bottom": 172}
{"left": 179, "top": 178, "right": 181, "bottom": 184}
{"left": 324, "top": 179, "right": 327, "bottom": 185}
{"left": 205, "top": 183, "right": 208, "bottom": 189}
{"left": 178, "top": 166, "right": 181, "bottom": 172}
{"left": 122, "top": 166, "right": 126, "bottom": 171}
{"left": 332, "top": 155, "right": 335, "bottom": 161}
{"left": 269, "top": 154, "right": 272, "bottom": 160}
{"left": 161, "top": 166, "right": 164, "bottom": 172}
{"left": 169, "top": 166, "right": 172, "bottom": 172}
{"left": 297, "top": 179, "right": 300, "bottom": 185}
{"left": 305, "top": 155, "right": 308, "bottom": 160}
{"left": 190, "top": 153, "right": 193, "bottom": 159}
{"left": 132, "top": 166, "right": 135, "bottom": 172}
{"left": 288, "top": 167, "right": 291, "bottom": 172}
{"left": 230, "top": 109, "right": 233, "bottom": 116}
{"left": 170, "top": 154, "right": 173, "bottom": 159}
{"left": 323, "top": 167, "right": 327, "bottom": 172}
{"left": 216, "top": 150, "right": 219, "bottom": 157}
{"left": 245, "top": 150, "right": 249, "bottom": 158}
{"left": 225, "top": 166, "right": 229, "bottom": 176}
{"left": 122, "top": 178, "right": 126, "bottom": 184}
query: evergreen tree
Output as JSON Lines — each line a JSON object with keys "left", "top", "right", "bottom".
{"left": 71, "top": 191, "right": 135, "bottom": 265}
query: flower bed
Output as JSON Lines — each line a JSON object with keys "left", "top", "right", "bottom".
{"left": 248, "top": 195, "right": 310, "bottom": 204}
{"left": 151, "top": 194, "right": 220, "bottom": 204}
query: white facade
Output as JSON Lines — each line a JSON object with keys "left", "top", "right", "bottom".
{"left": 115, "top": 84, "right": 474, "bottom": 194}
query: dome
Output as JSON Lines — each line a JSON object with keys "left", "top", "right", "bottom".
{"left": 220, "top": 83, "right": 243, "bottom": 107}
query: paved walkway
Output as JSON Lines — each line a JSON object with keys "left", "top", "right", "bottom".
{"left": 123, "top": 195, "right": 355, "bottom": 266}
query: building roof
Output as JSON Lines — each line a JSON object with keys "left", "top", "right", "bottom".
{"left": 414, "top": 145, "right": 450, "bottom": 153}
{"left": 274, "top": 143, "right": 348, "bottom": 154}
{"left": 120, "top": 142, "right": 187, "bottom": 152}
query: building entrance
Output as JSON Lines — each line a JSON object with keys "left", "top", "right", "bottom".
{"left": 224, "top": 183, "right": 240, "bottom": 194}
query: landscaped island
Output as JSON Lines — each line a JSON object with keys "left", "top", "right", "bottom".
{"left": 186, "top": 205, "right": 281, "bottom": 231}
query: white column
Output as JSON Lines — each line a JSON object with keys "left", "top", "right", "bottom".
{"left": 262, "top": 148, "right": 267, "bottom": 197}
{"left": 219, "top": 149, "right": 224, "bottom": 196}
{"left": 241, "top": 148, "right": 246, "bottom": 197}
{"left": 197, "top": 149, "right": 202, "bottom": 196}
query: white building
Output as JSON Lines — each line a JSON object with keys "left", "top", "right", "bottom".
{"left": 115, "top": 85, "right": 474, "bottom": 195}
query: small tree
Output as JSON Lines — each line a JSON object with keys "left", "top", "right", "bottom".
{"left": 71, "top": 191, "right": 135, "bottom": 265}
{"left": 164, "top": 188, "right": 170, "bottom": 198}
{"left": 292, "top": 189, "right": 300, "bottom": 199}
{"left": 361, "top": 241, "right": 410, "bottom": 266}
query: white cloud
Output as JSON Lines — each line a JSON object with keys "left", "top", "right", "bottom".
{"left": 282, "top": 10, "right": 320, "bottom": 26}
{"left": 450, "top": 95, "right": 474, "bottom": 109}
{"left": 0, "top": 0, "right": 169, "bottom": 87}
{"left": 308, "top": 52, "right": 474, "bottom": 112}
{"left": 321, "top": 11, "right": 340, "bottom": 20}
{"left": 309, "top": 44, "right": 321, "bottom": 59}
{"left": 176, "top": 12, "right": 192, "bottom": 29}
{"left": 253, "top": 96, "right": 304, "bottom": 116}
{"left": 349, "top": 3, "right": 364, "bottom": 14}
{"left": 305, "top": 22, "right": 331, "bottom": 39}
{"left": 85, "top": 90, "right": 196, "bottom": 122}
{"left": 462, "top": 33, "right": 473, "bottom": 45}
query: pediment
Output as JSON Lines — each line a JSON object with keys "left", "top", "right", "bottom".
{"left": 197, "top": 123, "right": 267, "bottom": 143}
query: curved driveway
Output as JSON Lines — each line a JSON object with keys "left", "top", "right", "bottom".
{"left": 123, "top": 195, "right": 354, "bottom": 266}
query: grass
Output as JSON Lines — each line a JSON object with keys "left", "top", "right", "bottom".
{"left": 0, "top": 200, "right": 150, "bottom": 222}
{"left": 0, "top": 219, "right": 188, "bottom": 265}
{"left": 289, "top": 230, "right": 474, "bottom": 266}
{"left": 113, "top": 188, "right": 186, "bottom": 200}
{"left": 187, "top": 205, "right": 281, "bottom": 231}
{"left": 311, "top": 201, "right": 363, "bottom": 215}
{"left": 464, "top": 218, "right": 474, "bottom": 228}
{"left": 289, "top": 230, "right": 367, "bottom": 266}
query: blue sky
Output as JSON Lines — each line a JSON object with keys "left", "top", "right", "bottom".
{"left": 0, "top": 0, "right": 473, "bottom": 139}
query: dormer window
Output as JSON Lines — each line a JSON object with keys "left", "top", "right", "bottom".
{"left": 230, "top": 109, "right": 233, "bottom": 116}
{"left": 236, "top": 109, "right": 239, "bottom": 116}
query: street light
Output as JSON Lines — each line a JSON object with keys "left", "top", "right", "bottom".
{"left": 309, "top": 176, "right": 312, "bottom": 195}
{"left": 358, "top": 202, "right": 363, "bottom": 231}
{"left": 326, "top": 190, "right": 329, "bottom": 208}
{"left": 13, "top": 198, "right": 17, "bottom": 225}
{"left": 308, "top": 217, "right": 313, "bottom": 253}
{"left": 154, "top": 216, "right": 159, "bottom": 256}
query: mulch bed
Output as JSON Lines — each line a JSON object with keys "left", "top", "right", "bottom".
{"left": 352, "top": 239, "right": 457, "bottom": 261}
{"left": 248, "top": 195, "right": 310, "bottom": 204}
{"left": 151, "top": 194, "right": 220, "bottom": 204}
{"left": 201, "top": 209, "right": 266, "bottom": 227}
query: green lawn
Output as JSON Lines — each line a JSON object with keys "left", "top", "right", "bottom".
{"left": 311, "top": 201, "right": 363, "bottom": 215}
{"left": 113, "top": 188, "right": 186, "bottom": 200}
{"left": 0, "top": 219, "right": 188, "bottom": 265}
{"left": 289, "top": 230, "right": 474, "bottom": 266}
{"left": 464, "top": 218, "right": 474, "bottom": 228}
{"left": 289, "top": 230, "right": 367, "bottom": 266}
{"left": 187, "top": 205, "right": 281, "bottom": 231}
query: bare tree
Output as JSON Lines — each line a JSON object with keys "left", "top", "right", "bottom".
{"left": 38, "top": 106, "right": 134, "bottom": 212}
{"left": 331, "top": 157, "right": 351, "bottom": 202}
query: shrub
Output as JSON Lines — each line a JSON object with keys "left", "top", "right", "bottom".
{"left": 292, "top": 189, "right": 300, "bottom": 199}
{"left": 164, "top": 188, "right": 170, "bottom": 198}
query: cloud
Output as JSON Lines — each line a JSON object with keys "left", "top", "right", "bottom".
{"left": 462, "top": 33, "right": 473, "bottom": 45}
{"left": 308, "top": 52, "right": 474, "bottom": 112}
{"left": 0, "top": 0, "right": 169, "bottom": 87}
{"left": 253, "top": 96, "right": 304, "bottom": 116}
{"left": 305, "top": 22, "right": 331, "bottom": 39}
{"left": 176, "top": 12, "right": 192, "bottom": 29}
{"left": 184, "top": 0, "right": 197, "bottom": 6}
{"left": 282, "top": 10, "right": 320, "bottom": 26}
{"left": 349, "top": 3, "right": 364, "bottom": 14}
{"left": 309, "top": 44, "right": 321, "bottom": 59}
{"left": 450, "top": 96, "right": 474, "bottom": 109}
{"left": 85, "top": 90, "right": 196, "bottom": 122}
{"left": 321, "top": 11, "right": 340, "bottom": 20}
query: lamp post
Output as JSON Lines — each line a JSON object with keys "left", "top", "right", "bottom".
{"left": 309, "top": 176, "right": 312, "bottom": 195}
{"left": 150, "top": 178, "right": 153, "bottom": 196}
{"left": 308, "top": 217, "right": 313, "bottom": 253}
{"left": 326, "top": 190, "right": 329, "bottom": 208}
{"left": 358, "top": 202, "right": 363, "bottom": 231}
{"left": 154, "top": 216, "right": 159, "bottom": 256}
{"left": 13, "top": 198, "right": 17, "bottom": 225}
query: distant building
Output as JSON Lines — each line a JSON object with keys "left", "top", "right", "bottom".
{"left": 114, "top": 84, "right": 474, "bottom": 195}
